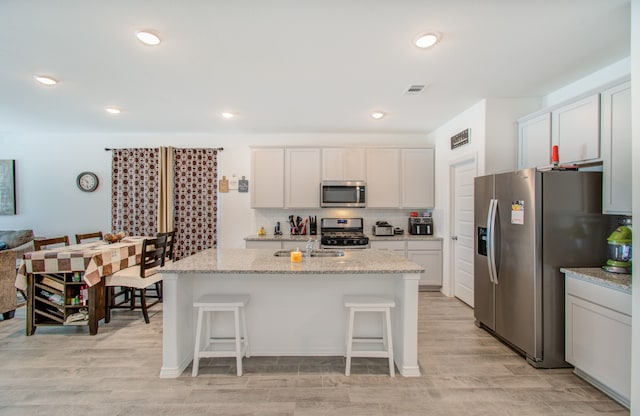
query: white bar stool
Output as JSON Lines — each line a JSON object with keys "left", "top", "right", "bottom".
{"left": 192, "top": 294, "right": 250, "bottom": 377}
{"left": 344, "top": 295, "right": 395, "bottom": 377}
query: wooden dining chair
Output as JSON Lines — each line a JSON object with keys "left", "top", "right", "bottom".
{"left": 33, "top": 236, "right": 70, "bottom": 251}
{"left": 75, "top": 231, "right": 103, "bottom": 244}
{"left": 148, "top": 230, "right": 175, "bottom": 300}
{"left": 104, "top": 234, "right": 167, "bottom": 324}
{"left": 157, "top": 230, "right": 175, "bottom": 265}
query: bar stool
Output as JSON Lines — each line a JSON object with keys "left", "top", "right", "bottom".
{"left": 192, "top": 294, "right": 250, "bottom": 377}
{"left": 344, "top": 295, "right": 395, "bottom": 377}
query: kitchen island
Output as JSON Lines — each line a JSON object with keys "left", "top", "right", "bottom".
{"left": 157, "top": 248, "right": 423, "bottom": 378}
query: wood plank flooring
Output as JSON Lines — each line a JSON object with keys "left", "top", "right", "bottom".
{"left": 0, "top": 292, "right": 628, "bottom": 415}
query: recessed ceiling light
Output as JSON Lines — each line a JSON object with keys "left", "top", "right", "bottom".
{"left": 414, "top": 33, "right": 440, "bottom": 49}
{"left": 136, "top": 30, "right": 161, "bottom": 46}
{"left": 221, "top": 112, "right": 235, "bottom": 119}
{"left": 105, "top": 107, "right": 122, "bottom": 114}
{"left": 33, "top": 75, "right": 58, "bottom": 85}
{"left": 371, "top": 111, "right": 385, "bottom": 120}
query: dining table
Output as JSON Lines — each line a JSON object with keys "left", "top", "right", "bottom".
{"left": 15, "top": 236, "right": 147, "bottom": 335}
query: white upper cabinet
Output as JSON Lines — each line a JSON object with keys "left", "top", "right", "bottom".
{"left": 365, "top": 148, "right": 401, "bottom": 208}
{"left": 551, "top": 94, "right": 600, "bottom": 164}
{"left": 517, "top": 113, "right": 551, "bottom": 169}
{"left": 321, "top": 148, "right": 366, "bottom": 181}
{"left": 285, "top": 148, "right": 321, "bottom": 208}
{"left": 601, "top": 81, "right": 631, "bottom": 215}
{"left": 402, "top": 148, "right": 435, "bottom": 208}
{"left": 251, "top": 148, "right": 284, "bottom": 208}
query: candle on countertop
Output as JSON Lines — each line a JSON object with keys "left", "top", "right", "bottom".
{"left": 290, "top": 248, "right": 302, "bottom": 263}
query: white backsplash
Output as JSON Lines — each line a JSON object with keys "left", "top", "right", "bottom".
{"left": 253, "top": 208, "right": 434, "bottom": 237}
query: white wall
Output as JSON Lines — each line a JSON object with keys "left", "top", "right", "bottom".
{"left": 544, "top": 57, "right": 631, "bottom": 107}
{"left": 428, "top": 100, "right": 486, "bottom": 296}
{"left": 0, "top": 132, "right": 430, "bottom": 248}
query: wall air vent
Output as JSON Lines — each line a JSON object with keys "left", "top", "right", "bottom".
{"left": 404, "top": 84, "right": 426, "bottom": 95}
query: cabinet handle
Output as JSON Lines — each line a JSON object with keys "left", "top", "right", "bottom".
{"left": 451, "top": 236, "right": 458, "bottom": 241}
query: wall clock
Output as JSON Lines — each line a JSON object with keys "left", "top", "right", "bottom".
{"left": 77, "top": 171, "right": 99, "bottom": 192}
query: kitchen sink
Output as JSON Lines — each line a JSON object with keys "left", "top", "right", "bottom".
{"left": 273, "top": 249, "right": 344, "bottom": 257}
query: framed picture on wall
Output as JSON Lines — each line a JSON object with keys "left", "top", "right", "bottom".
{"left": 0, "top": 160, "right": 16, "bottom": 215}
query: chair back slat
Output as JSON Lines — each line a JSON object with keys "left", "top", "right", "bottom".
{"left": 75, "top": 231, "right": 103, "bottom": 244}
{"left": 34, "top": 236, "right": 70, "bottom": 251}
{"left": 157, "top": 230, "right": 175, "bottom": 262}
{"left": 140, "top": 235, "right": 168, "bottom": 278}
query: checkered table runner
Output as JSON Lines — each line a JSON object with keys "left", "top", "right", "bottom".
{"left": 15, "top": 236, "right": 146, "bottom": 290}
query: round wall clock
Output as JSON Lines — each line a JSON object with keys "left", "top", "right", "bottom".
{"left": 77, "top": 171, "right": 99, "bottom": 192}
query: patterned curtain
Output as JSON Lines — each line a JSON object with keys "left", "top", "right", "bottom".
{"left": 173, "top": 148, "right": 218, "bottom": 260}
{"left": 111, "top": 149, "right": 160, "bottom": 236}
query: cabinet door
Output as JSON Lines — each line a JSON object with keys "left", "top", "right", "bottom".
{"left": 285, "top": 148, "right": 321, "bottom": 208}
{"left": 601, "top": 82, "right": 631, "bottom": 215}
{"left": 322, "top": 148, "right": 366, "bottom": 181}
{"left": 551, "top": 94, "right": 600, "bottom": 164}
{"left": 369, "top": 240, "right": 405, "bottom": 252}
{"left": 407, "top": 250, "right": 442, "bottom": 288}
{"left": 518, "top": 113, "right": 551, "bottom": 169}
{"left": 251, "top": 148, "right": 284, "bottom": 208}
{"left": 565, "top": 278, "right": 631, "bottom": 405}
{"left": 366, "top": 148, "right": 400, "bottom": 208}
{"left": 402, "top": 148, "right": 434, "bottom": 208}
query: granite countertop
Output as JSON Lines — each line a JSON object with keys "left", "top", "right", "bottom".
{"left": 244, "top": 234, "right": 442, "bottom": 242}
{"left": 367, "top": 234, "right": 443, "bottom": 241}
{"left": 561, "top": 267, "right": 632, "bottom": 294}
{"left": 159, "top": 248, "right": 425, "bottom": 275}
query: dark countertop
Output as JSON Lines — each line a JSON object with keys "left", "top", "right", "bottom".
{"left": 561, "top": 267, "right": 631, "bottom": 294}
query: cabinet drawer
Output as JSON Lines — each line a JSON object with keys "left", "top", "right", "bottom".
{"left": 370, "top": 241, "right": 405, "bottom": 251}
{"left": 245, "top": 241, "right": 282, "bottom": 249}
{"left": 407, "top": 240, "right": 442, "bottom": 251}
{"left": 565, "top": 276, "right": 631, "bottom": 316}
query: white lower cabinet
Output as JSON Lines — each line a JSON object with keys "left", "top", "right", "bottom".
{"left": 564, "top": 274, "right": 631, "bottom": 408}
{"left": 407, "top": 240, "right": 442, "bottom": 288}
{"left": 370, "top": 240, "right": 442, "bottom": 289}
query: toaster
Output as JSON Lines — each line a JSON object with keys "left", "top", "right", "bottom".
{"left": 408, "top": 217, "right": 433, "bottom": 235}
{"left": 373, "top": 221, "right": 394, "bottom": 236}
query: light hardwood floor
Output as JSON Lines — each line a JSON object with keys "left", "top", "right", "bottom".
{"left": 0, "top": 292, "right": 628, "bottom": 415}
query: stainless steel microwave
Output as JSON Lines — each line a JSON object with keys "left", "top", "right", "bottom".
{"left": 320, "top": 181, "right": 366, "bottom": 208}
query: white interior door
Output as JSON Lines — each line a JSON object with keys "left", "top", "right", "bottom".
{"left": 451, "top": 157, "right": 476, "bottom": 306}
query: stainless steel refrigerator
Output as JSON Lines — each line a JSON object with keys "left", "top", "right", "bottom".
{"left": 474, "top": 168, "right": 618, "bottom": 368}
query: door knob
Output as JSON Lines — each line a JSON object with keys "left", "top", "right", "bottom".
{"left": 451, "top": 235, "right": 458, "bottom": 241}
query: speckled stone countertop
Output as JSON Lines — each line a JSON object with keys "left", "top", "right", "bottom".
{"left": 159, "top": 248, "right": 425, "bottom": 275}
{"left": 244, "top": 234, "right": 443, "bottom": 242}
{"left": 367, "top": 234, "right": 443, "bottom": 242}
{"left": 561, "top": 267, "right": 631, "bottom": 294}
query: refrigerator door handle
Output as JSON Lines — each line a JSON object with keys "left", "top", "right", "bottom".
{"left": 487, "top": 198, "right": 499, "bottom": 285}
{"left": 486, "top": 199, "right": 495, "bottom": 284}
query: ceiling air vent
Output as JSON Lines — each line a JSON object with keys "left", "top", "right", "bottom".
{"left": 404, "top": 84, "right": 426, "bottom": 95}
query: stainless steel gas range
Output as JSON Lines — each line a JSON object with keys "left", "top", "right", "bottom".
{"left": 320, "top": 218, "right": 369, "bottom": 249}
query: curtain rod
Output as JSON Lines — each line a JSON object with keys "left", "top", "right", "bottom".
{"left": 105, "top": 147, "right": 224, "bottom": 151}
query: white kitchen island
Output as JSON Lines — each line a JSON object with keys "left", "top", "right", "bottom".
{"left": 157, "top": 248, "right": 423, "bottom": 378}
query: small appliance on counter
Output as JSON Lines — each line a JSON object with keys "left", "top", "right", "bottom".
{"left": 408, "top": 217, "right": 433, "bottom": 235}
{"left": 373, "top": 221, "right": 394, "bottom": 236}
{"left": 394, "top": 227, "right": 404, "bottom": 235}
{"left": 603, "top": 217, "right": 632, "bottom": 274}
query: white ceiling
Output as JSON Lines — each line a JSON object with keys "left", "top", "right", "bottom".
{"left": 0, "top": 0, "right": 631, "bottom": 135}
